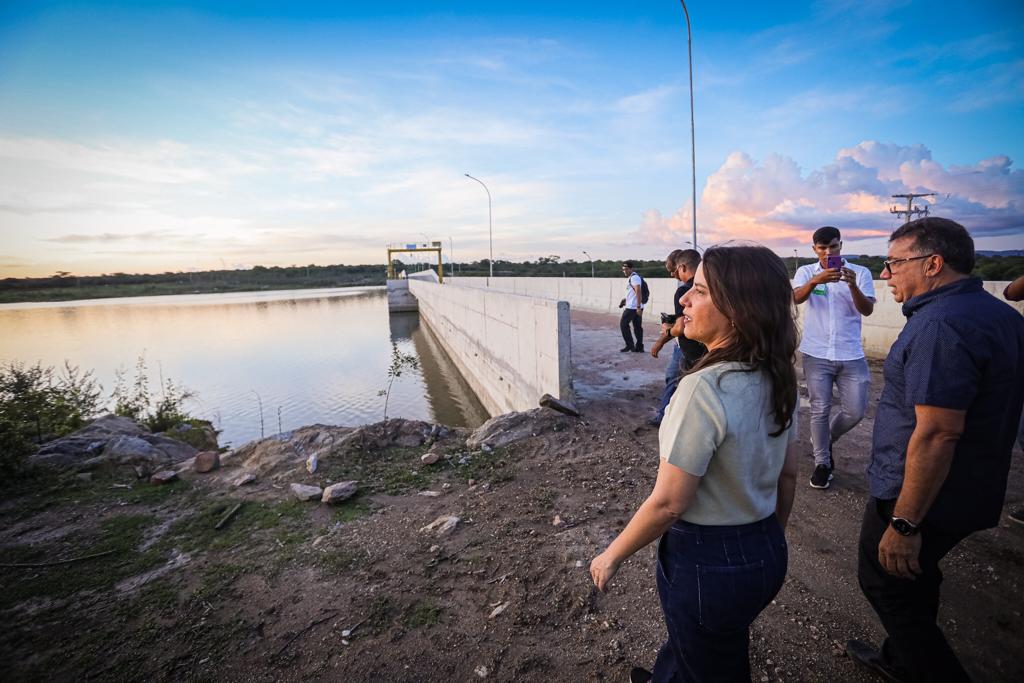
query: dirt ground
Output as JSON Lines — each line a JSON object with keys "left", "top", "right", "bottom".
{"left": 2, "top": 309, "right": 1022, "bottom": 682}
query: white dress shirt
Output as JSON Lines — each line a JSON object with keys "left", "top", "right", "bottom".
{"left": 794, "top": 260, "right": 875, "bottom": 361}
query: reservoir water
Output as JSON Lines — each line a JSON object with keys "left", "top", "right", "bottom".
{"left": 0, "top": 287, "right": 489, "bottom": 447}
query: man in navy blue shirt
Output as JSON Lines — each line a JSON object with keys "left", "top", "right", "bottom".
{"left": 846, "top": 218, "right": 1024, "bottom": 682}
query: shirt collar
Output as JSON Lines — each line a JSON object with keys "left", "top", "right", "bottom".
{"left": 901, "top": 276, "right": 982, "bottom": 318}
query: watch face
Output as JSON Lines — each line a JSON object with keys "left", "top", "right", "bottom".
{"left": 892, "top": 518, "right": 917, "bottom": 536}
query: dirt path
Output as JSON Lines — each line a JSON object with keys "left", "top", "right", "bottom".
{"left": 0, "top": 309, "right": 1021, "bottom": 682}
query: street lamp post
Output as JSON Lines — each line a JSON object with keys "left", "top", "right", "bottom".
{"left": 582, "top": 250, "right": 595, "bottom": 278}
{"left": 793, "top": 249, "right": 799, "bottom": 277}
{"left": 680, "top": 1, "right": 698, "bottom": 250}
{"left": 464, "top": 173, "right": 493, "bottom": 285}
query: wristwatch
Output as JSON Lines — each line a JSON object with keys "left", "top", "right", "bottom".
{"left": 890, "top": 516, "right": 920, "bottom": 536}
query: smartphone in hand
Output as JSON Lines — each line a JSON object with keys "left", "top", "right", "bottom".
{"left": 826, "top": 254, "right": 843, "bottom": 271}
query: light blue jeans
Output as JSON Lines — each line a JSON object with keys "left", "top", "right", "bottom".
{"left": 802, "top": 354, "right": 870, "bottom": 466}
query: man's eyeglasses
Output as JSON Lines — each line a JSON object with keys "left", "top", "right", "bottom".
{"left": 882, "top": 254, "right": 934, "bottom": 273}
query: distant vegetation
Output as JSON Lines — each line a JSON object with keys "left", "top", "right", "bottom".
{"left": 2, "top": 255, "right": 1021, "bottom": 304}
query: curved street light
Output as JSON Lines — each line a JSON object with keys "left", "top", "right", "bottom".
{"left": 680, "top": 1, "right": 698, "bottom": 249}
{"left": 582, "top": 250, "right": 595, "bottom": 278}
{"left": 464, "top": 173, "right": 493, "bottom": 285}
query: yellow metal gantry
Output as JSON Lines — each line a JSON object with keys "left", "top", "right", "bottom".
{"left": 386, "top": 241, "right": 444, "bottom": 283}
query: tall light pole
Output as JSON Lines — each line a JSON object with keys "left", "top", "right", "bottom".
{"left": 582, "top": 250, "right": 595, "bottom": 278}
{"left": 680, "top": 1, "right": 698, "bottom": 249}
{"left": 793, "top": 249, "right": 798, "bottom": 277}
{"left": 464, "top": 173, "right": 493, "bottom": 284}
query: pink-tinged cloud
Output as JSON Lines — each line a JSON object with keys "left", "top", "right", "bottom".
{"left": 635, "top": 141, "right": 1024, "bottom": 247}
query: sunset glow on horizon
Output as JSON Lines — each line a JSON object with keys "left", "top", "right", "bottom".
{"left": 2, "top": 1, "right": 1022, "bottom": 278}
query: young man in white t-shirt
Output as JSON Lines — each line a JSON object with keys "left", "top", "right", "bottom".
{"left": 619, "top": 261, "right": 645, "bottom": 352}
{"left": 793, "top": 226, "right": 875, "bottom": 489}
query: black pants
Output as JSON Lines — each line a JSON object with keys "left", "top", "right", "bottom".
{"left": 620, "top": 308, "right": 643, "bottom": 349}
{"left": 857, "top": 498, "right": 972, "bottom": 682}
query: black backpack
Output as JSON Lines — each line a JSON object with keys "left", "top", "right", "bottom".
{"left": 639, "top": 277, "right": 650, "bottom": 304}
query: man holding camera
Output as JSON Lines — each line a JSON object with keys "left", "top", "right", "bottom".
{"left": 793, "top": 226, "right": 875, "bottom": 489}
{"left": 649, "top": 249, "right": 704, "bottom": 427}
{"left": 619, "top": 261, "right": 645, "bottom": 353}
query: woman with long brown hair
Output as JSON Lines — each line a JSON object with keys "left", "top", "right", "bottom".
{"left": 591, "top": 245, "right": 800, "bottom": 682}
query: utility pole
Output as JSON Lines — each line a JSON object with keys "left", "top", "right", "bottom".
{"left": 890, "top": 193, "right": 935, "bottom": 224}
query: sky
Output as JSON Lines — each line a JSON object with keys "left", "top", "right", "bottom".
{"left": 1, "top": 0, "right": 1022, "bottom": 278}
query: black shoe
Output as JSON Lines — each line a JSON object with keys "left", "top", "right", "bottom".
{"left": 810, "top": 463, "right": 833, "bottom": 489}
{"left": 629, "top": 667, "right": 652, "bottom": 683}
{"left": 845, "top": 640, "right": 906, "bottom": 683}
{"left": 1009, "top": 508, "right": 1024, "bottom": 526}
{"left": 633, "top": 345, "right": 645, "bottom": 353}
{"left": 620, "top": 345, "right": 635, "bottom": 352}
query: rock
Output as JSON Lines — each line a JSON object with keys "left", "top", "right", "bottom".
{"left": 552, "top": 515, "right": 563, "bottom": 527}
{"left": 420, "top": 515, "right": 460, "bottom": 535}
{"left": 474, "top": 665, "right": 488, "bottom": 678}
{"left": 488, "top": 602, "right": 510, "bottom": 619}
{"left": 466, "top": 409, "right": 575, "bottom": 451}
{"left": 418, "top": 490, "right": 442, "bottom": 497}
{"left": 76, "top": 472, "right": 92, "bottom": 482}
{"left": 290, "top": 483, "right": 323, "bottom": 501}
{"left": 322, "top": 481, "right": 358, "bottom": 503}
{"left": 421, "top": 450, "right": 441, "bottom": 465}
{"left": 30, "top": 415, "right": 200, "bottom": 471}
{"left": 194, "top": 451, "right": 221, "bottom": 473}
{"left": 306, "top": 454, "right": 318, "bottom": 473}
{"left": 234, "top": 473, "right": 257, "bottom": 487}
{"left": 539, "top": 393, "right": 581, "bottom": 417}
{"left": 150, "top": 470, "right": 178, "bottom": 485}
{"left": 429, "top": 544, "right": 440, "bottom": 553}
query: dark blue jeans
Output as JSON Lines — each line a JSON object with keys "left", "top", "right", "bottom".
{"left": 652, "top": 516, "right": 788, "bottom": 682}
{"left": 655, "top": 345, "right": 684, "bottom": 423}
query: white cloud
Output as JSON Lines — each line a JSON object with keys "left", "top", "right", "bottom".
{"left": 634, "top": 141, "right": 1024, "bottom": 248}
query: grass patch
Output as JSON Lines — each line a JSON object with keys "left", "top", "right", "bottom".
{"left": 451, "top": 449, "right": 515, "bottom": 485}
{"left": 163, "top": 499, "right": 308, "bottom": 553}
{"left": 320, "top": 446, "right": 435, "bottom": 495}
{"left": 0, "top": 512, "right": 165, "bottom": 610}
{"left": 403, "top": 599, "right": 442, "bottom": 628}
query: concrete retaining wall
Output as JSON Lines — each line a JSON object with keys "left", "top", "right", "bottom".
{"left": 451, "top": 277, "right": 1023, "bottom": 359}
{"left": 408, "top": 279, "right": 572, "bottom": 416}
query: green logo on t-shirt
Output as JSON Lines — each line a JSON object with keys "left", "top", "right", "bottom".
{"left": 811, "top": 286, "right": 827, "bottom": 296}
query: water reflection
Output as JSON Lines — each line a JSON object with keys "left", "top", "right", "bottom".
{"left": 0, "top": 288, "right": 488, "bottom": 446}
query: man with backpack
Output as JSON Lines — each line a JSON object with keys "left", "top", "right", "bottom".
{"left": 619, "top": 261, "right": 646, "bottom": 352}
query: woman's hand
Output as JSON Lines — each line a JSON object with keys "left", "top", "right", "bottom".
{"left": 590, "top": 551, "right": 621, "bottom": 593}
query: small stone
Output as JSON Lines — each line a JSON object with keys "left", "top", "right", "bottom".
{"left": 488, "top": 602, "right": 510, "bottom": 619}
{"left": 552, "top": 515, "right": 564, "bottom": 527}
{"left": 474, "top": 665, "right": 488, "bottom": 678}
{"left": 421, "top": 451, "right": 441, "bottom": 465}
{"left": 467, "top": 479, "right": 476, "bottom": 487}
{"left": 480, "top": 444, "right": 493, "bottom": 453}
{"left": 420, "top": 515, "right": 460, "bottom": 535}
{"left": 322, "top": 481, "right": 358, "bottom": 503}
{"left": 75, "top": 472, "right": 93, "bottom": 482}
{"left": 539, "top": 393, "right": 581, "bottom": 417}
{"left": 194, "top": 451, "right": 220, "bottom": 473}
{"left": 306, "top": 454, "right": 318, "bottom": 474}
{"left": 150, "top": 470, "right": 178, "bottom": 485}
{"left": 418, "top": 490, "right": 441, "bottom": 497}
{"left": 429, "top": 545, "right": 440, "bottom": 553}
{"left": 575, "top": 560, "right": 584, "bottom": 568}
{"left": 290, "top": 483, "right": 323, "bottom": 501}
{"left": 234, "top": 473, "right": 257, "bottom": 487}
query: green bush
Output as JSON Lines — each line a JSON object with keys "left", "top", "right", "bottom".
{"left": 0, "top": 361, "right": 103, "bottom": 473}
{"left": 111, "top": 355, "right": 195, "bottom": 433}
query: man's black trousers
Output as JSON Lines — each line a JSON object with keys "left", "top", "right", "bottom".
{"left": 857, "top": 498, "right": 972, "bottom": 682}
{"left": 620, "top": 308, "right": 643, "bottom": 349}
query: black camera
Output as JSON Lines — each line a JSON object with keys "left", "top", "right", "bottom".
{"left": 660, "top": 313, "right": 678, "bottom": 325}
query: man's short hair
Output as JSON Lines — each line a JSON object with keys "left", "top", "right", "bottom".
{"left": 890, "top": 217, "right": 975, "bottom": 275}
{"left": 622, "top": 260, "right": 634, "bottom": 268}
{"left": 666, "top": 249, "right": 684, "bottom": 267}
{"left": 676, "top": 249, "right": 701, "bottom": 271}
{"left": 812, "top": 226, "right": 841, "bottom": 244}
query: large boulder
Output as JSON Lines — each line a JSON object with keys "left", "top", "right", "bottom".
{"left": 29, "top": 414, "right": 200, "bottom": 472}
{"left": 466, "top": 408, "right": 577, "bottom": 452}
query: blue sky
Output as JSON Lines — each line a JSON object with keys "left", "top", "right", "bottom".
{"left": 1, "top": 0, "right": 1022, "bottom": 277}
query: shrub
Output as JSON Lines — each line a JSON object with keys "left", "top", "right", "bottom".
{"left": 111, "top": 355, "right": 195, "bottom": 433}
{"left": 0, "top": 361, "right": 103, "bottom": 473}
